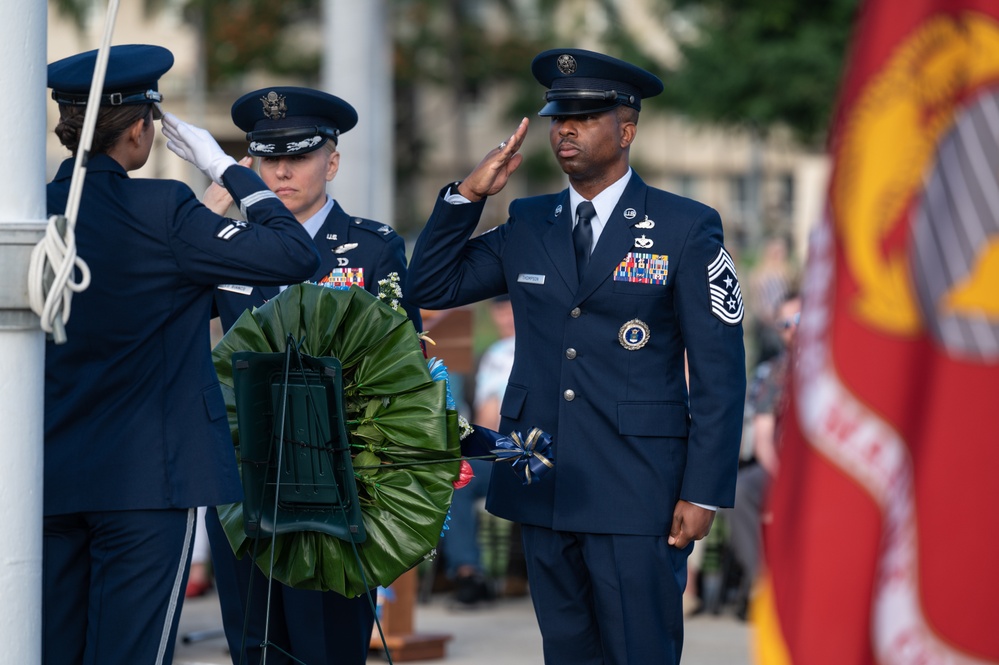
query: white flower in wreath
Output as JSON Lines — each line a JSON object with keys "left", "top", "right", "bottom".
{"left": 377, "top": 272, "right": 403, "bottom": 313}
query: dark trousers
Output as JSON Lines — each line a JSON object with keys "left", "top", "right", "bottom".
{"left": 521, "top": 524, "right": 690, "bottom": 665}
{"left": 206, "top": 507, "right": 375, "bottom": 665}
{"left": 43, "top": 508, "right": 196, "bottom": 665}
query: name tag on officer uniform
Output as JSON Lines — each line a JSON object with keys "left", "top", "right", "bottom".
{"left": 518, "top": 273, "right": 545, "bottom": 285}
{"left": 614, "top": 252, "right": 668, "bottom": 284}
{"left": 218, "top": 284, "right": 254, "bottom": 295}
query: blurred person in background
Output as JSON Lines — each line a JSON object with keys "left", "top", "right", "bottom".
{"left": 726, "top": 291, "right": 800, "bottom": 620}
{"left": 747, "top": 234, "right": 796, "bottom": 365}
{"left": 442, "top": 295, "right": 516, "bottom": 607}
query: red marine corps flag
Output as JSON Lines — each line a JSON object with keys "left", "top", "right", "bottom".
{"left": 756, "top": 1, "right": 999, "bottom": 664}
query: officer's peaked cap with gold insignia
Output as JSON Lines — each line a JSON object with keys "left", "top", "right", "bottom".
{"left": 231, "top": 86, "right": 358, "bottom": 157}
{"left": 532, "top": 48, "right": 663, "bottom": 117}
{"left": 48, "top": 45, "right": 173, "bottom": 108}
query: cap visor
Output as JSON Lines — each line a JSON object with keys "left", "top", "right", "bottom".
{"left": 537, "top": 99, "right": 623, "bottom": 117}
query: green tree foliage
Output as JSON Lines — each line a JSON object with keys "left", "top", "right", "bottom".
{"left": 51, "top": 0, "right": 322, "bottom": 86}
{"left": 660, "top": 0, "right": 860, "bottom": 146}
{"left": 51, "top": 0, "right": 89, "bottom": 30}
{"left": 185, "top": 0, "right": 323, "bottom": 85}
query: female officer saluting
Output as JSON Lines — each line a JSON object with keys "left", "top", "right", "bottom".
{"left": 43, "top": 44, "right": 319, "bottom": 665}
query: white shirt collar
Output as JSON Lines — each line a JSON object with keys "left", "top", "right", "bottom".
{"left": 568, "top": 168, "right": 633, "bottom": 242}
{"left": 302, "top": 196, "right": 335, "bottom": 239}
{"left": 277, "top": 196, "right": 333, "bottom": 294}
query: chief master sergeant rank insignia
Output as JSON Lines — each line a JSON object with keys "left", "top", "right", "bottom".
{"left": 707, "top": 247, "right": 744, "bottom": 325}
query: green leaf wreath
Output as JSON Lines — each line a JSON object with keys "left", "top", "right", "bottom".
{"left": 212, "top": 283, "right": 461, "bottom": 597}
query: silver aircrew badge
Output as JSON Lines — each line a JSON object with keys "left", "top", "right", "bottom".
{"left": 619, "top": 319, "right": 651, "bottom": 350}
{"left": 636, "top": 216, "right": 655, "bottom": 229}
{"left": 260, "top": 91, "right": 287, "bottom": 120}
{"left": 635, "top": 235, "right": 654, "bottom": 249}
{"left": 557, "top": 54, "right": 577, "bottom": 75}
{"left": 333, "top": 242, "right": 358, "bottom": 254}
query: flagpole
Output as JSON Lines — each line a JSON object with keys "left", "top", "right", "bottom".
{"left": 0, "top": 0, "right": 46, "bottom": 661}
{"left": 322, "top": 0, "right": 394, "bottom": 224}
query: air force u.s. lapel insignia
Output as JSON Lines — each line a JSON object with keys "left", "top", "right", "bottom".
{"left": 707, "top": 247, "right": 744, "bottom": 325}
{"left": 555, "top": 204, "right": 563, "bottom": 216}
{"left": 619, "top": 319, "right": 651, "bottom": 350}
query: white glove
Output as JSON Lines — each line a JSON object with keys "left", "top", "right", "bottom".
{"left": 161, "top": 112, "right": 237, "bottom": 185}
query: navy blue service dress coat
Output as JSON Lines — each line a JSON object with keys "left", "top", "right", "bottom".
{"left": 215, "top": 199, "right": 421, "bottom": 329}
{"left": 408, "top": 172, "right": 746, "bottom": 664}
{"left": 44, "top": 155, "right": 320, "bottom": 516}
{"left": 407, "top": 172, "right": 746, "bottom": 534}
{"left": 42, "top": 152, "right": 319, "bottom": 665}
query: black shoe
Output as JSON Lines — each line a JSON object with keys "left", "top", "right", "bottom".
{"left": 453, "top": 574, "right": 495, "bottom": 606}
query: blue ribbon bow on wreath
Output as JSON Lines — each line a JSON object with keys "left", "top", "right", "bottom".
{"left": 460, "top": 425, "right": 555, "bottom": 485}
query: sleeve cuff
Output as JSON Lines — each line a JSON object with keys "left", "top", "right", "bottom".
{"left": 444, "top": 185, "right": 472, "bottom": 205}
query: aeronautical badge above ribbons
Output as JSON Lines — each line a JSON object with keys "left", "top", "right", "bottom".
{"left": 707, "top": 247, "right": 744, "bottom": 325}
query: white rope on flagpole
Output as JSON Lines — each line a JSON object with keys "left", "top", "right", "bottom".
{"left": 27, "top": 0, "right": 120, "bottom": 343}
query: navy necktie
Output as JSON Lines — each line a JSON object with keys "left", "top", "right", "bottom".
{"left": 573, "top": 200, "right": 595, "bottom": 281}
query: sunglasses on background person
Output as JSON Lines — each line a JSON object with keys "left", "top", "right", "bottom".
{"left": 779, "top": 312, "right": 801, "bottom": 330}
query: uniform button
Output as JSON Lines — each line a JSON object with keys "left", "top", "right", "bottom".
{"left": 563, "top": 389, "right": 575, "bottom": 401}
{"left": 565, "top": 348, "right": 577, "bottom": 359}
{"left": 570, "top": 307, "right": 581, "bottom": 318}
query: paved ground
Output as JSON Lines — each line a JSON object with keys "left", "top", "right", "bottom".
{"left": 174, "top": 589, "right": 752, "bottom": 665}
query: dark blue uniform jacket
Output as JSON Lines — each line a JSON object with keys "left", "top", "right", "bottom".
{"left": 215, "top": 200, "right": 421, "bottom": 331}
{"left": 407, "top": 173, "right": 746, "bottom": 535}
{"left": 44, "top": 155, "right": 320, "bottom": 516}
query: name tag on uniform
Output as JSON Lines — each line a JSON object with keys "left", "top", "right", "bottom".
{"left": 517, "top": 273, "right": 545, "bottom": 285}
{"left": 218, "top": 284, "right": 253, "bottom": 295}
